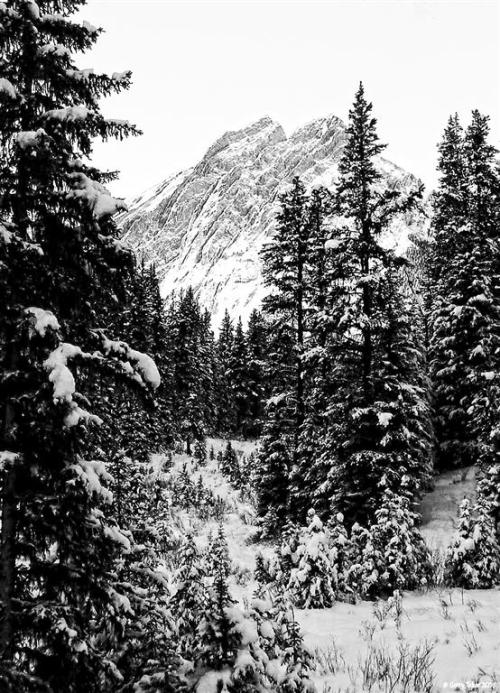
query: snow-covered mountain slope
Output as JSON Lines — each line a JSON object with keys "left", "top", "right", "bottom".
{"left": 120, "top": 114, "right": 425, "bottom": 327}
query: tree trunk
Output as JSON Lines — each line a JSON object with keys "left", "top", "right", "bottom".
{"left": 0, "top": 467, "right": 17, "bottom": 661}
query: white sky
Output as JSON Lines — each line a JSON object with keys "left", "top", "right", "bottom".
{"left": 78, "top": 0, "right": 500, "bottom": 199}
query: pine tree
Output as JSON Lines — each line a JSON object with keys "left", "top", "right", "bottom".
{"left": 258, "top": 179, "right": 309, "bottom": 527}
{"left": 230, "top": 317, "right": 251, "bottom": 436}
{"left": 167, "top": 288, "right": 208, "bottom": 452}
{"left": 197, "top": 527, "right": 238, "bottom": 671}
{"left": 476, "top": 463, "right": 500, "bottom": 541}
{"left": 319, "top": 83, "right": 430, "bottom": 526}
{"left": 193, "top": 437, "right": 207, "bottom": 466}
{"left": 245, "top": 309, "right": 268, "bottom": 438}
{"left": 171, "top": 534, "right": 207, "bottom": 661}
{"left": 216, "top": 309, "right": 235, "bottom": 434}
{"left": 347, "top": 490, "right": 431, "bottom": 599}
{"left": 286, "top": 509, "right": 336, "bottom": 608}
{"left": 0, "top": 2, "right": 173, "bottom": 689}
{"left": 444, "top": 497, "right": 500, "bottom": 588}
{"left": 291, "top": 187, "right": 336, "bottom": 518}
{"left": 327, "top": 512, "right": 352, "bottom": 597}
{"left": 429, "top": 112, "right": 500, "bottom": 470}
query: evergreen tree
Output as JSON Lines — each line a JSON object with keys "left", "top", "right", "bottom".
{"left": 193, "top": 437, "right": 207, "bottom": 466}
{"left": 476, "top": 463, "right": 500, "bottom": 541}
{"left": 347, "top": 489, "right": 431, "bottom": 599}
{"left": 171, "top": 534, "right": 207, "bottom": 661}
{"left": 167, "top": 288, "right": 208, "bottom": 452}
{"left": 444, "top": 497, "right": 500, "bottom": 589}
{"left": 286, "top": 509, "right": 336, "bottom": 608}
{"left": 230, "top": 317, "right": 251, "bottom": 436}
{"left": 319, "top": 83, "right": 430, "bottom": 526}
{"left": 327, "top": 512, "right": 352, "bottom": 597}
{"left": 429, "top": 112, "right": 500, "bottom": 469}
{"left": 0, "top": 2, "right": 175, "bottom": 689}
{"left": 258, "top": 178, "right": 309, "bottom": 527}
{"left": 197, "top": 527, "right": 238, "bottom": 671}
{"left": 245, "top": 309, "right": 268, "bottom": 438}
{"left": 221, "top": 440, "right": 240, "bottom": 484}
{"left": 216, "top": 309, "right": 235, "bottom": 434}
{"left": 293, "top": 188, "right": 335, "bottom": 516}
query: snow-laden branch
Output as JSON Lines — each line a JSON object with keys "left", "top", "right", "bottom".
{"left": 1, "top": 223, "right": 43, "bottom": 255}
{"left": 43, "top": 105, "right": 91, "bottom": 122}
{"left": 97, "top": 333, "right": 161, "bottom": 390}
{"left": 25, "top": 307, "right": 60, "bottom": 337}
{"left": 15, "top": 128, "right": 48, "bottom": 151}
{"left": 66, "top": 171, "right": 128, "bottom": 220}
{"left": 0, "top": 451, "right": 20, "bottom": 471}
{"left": 44, "top": 342, "right": 103, "bottom": 428}
{"left": 0, "top": 77, "right": 17, "bottom": 100}
{"left": 69, "top": 457, "right": 113, "bottom": 504}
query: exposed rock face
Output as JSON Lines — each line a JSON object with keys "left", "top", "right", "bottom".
{"left": 120, "top": 114, "right": 422, "bottom": 327}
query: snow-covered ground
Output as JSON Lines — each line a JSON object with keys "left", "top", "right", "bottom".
{"left": 419, "top": 466, "right": 477, "bottom": 551}
{"left": 163, "top": 439, "right": 500, "bottom": 692}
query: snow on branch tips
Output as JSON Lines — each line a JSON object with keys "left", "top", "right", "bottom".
{"left": 0, "top": 77, "right": 17, "bottom": 100}
{"left": 82, "top": 19, "right": 99, "bottom": 34}
{"left": 0, "top": 451, "right": 20, "bottom": 472}
{"left": 97, "top": 333, "right": 161, "bottom": 390}
{"left": 16, "top": 128, "right": 47, "bottom": 151}
{"left": 44, "top": 343, "right": 102, "bottom": 428}
{"left": 43, "top": 105, "right": 91, "bottom": 122}
{"left": 66, "top": 171, "right": 128, "bottom": 220}
{"left": 69, "top": 457, "right": 113, "bottom": 505}
{"left": 25, "top": 307, "right": 60, "bottom": 338}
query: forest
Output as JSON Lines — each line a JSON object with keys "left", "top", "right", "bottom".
{"left": 0, "top": 1, "right": 499, "bottom": 692}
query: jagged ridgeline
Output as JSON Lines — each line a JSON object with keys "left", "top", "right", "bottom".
{"left": 119, "top": 114, "right": 425, "bottom": 326}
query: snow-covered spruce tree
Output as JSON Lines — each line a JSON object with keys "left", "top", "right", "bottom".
{"left": 271, "top": 596, "right": 315, "bottom": 693}
{"left": 444, "top": 497, "right": 500, "bottom": 589}
{"left": 285, "top": 508, "right": 336, "bottom": 608}
{"left": 270, "top": 521, "right": 301, "bottom": 593}
{"left": 429, "top": 112, "right": 500, "bottom": 470}
{"left": 193, "top": 437, "right": 207, "bottom": 466}
{"left": 195, "top": 527, "right": 239, "bottom": 676}
{"left": 347, "top": 489, "right": 432, "bottom": 599}
{"left": 258, "top": 178, "right": 309, "bottom": 528}
{"left": 167, "top": 288, "right": 209, "bottom": 453}
{"left": 319, "top": 83, "right": 431, "bottom": 526}
{"left": 204, "top": 523, "right": 232, "bottom": 582}
{"left": 245, "top": 309, "right": 268, "bottom": 438}
{"left": 216, "top": 308, "right": 236, "bottom": 434}
{"left": 291, "top": 187, "right": 337, "bottom": 519}
{"left": 326, "top": 511, "right": 352, "bottom": 597}
{"left": 256, "top": 397, "right": 294, "bottom": 534}
{"left": 230, "top": 317, "right": 251, "bottom": 437}
{"left": 0, "top": 2, "right": 179, "bottom": 689}
{"left": 194, "top": 532, "right": 315, "bottom": 692}
{"left": 170, "top": 533, "right": 207, "bottom": 663}
{"left": 221, "top": 439, "right": 240, "bottom": 484}
{"left": 476, "top": 463, "right": 500, "bottom": 541}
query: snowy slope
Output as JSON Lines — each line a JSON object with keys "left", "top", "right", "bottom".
{"left": 119, "top": 115, "right": 425, "bottom": 327}
{"left": 162, "top": 440, "right": 500, "bottom": 691}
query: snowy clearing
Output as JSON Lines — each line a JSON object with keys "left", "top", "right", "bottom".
{"left": 163, "top": 439, "right": 500, "bottom": 692}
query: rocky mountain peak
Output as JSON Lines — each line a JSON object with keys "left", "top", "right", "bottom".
{"left": 120, "top": 114, "right": 423, "bottom": 328}
{"left": 202, "top": 116, "right": 286, "bottom": 164}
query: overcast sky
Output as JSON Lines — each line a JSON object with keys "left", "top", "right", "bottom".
{"left": 78, "top": 0, "right": 500, "bottom": 199}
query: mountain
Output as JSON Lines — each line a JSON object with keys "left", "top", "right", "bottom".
{"left": 120, "top": 114, "right": 424, "bottom": 327}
